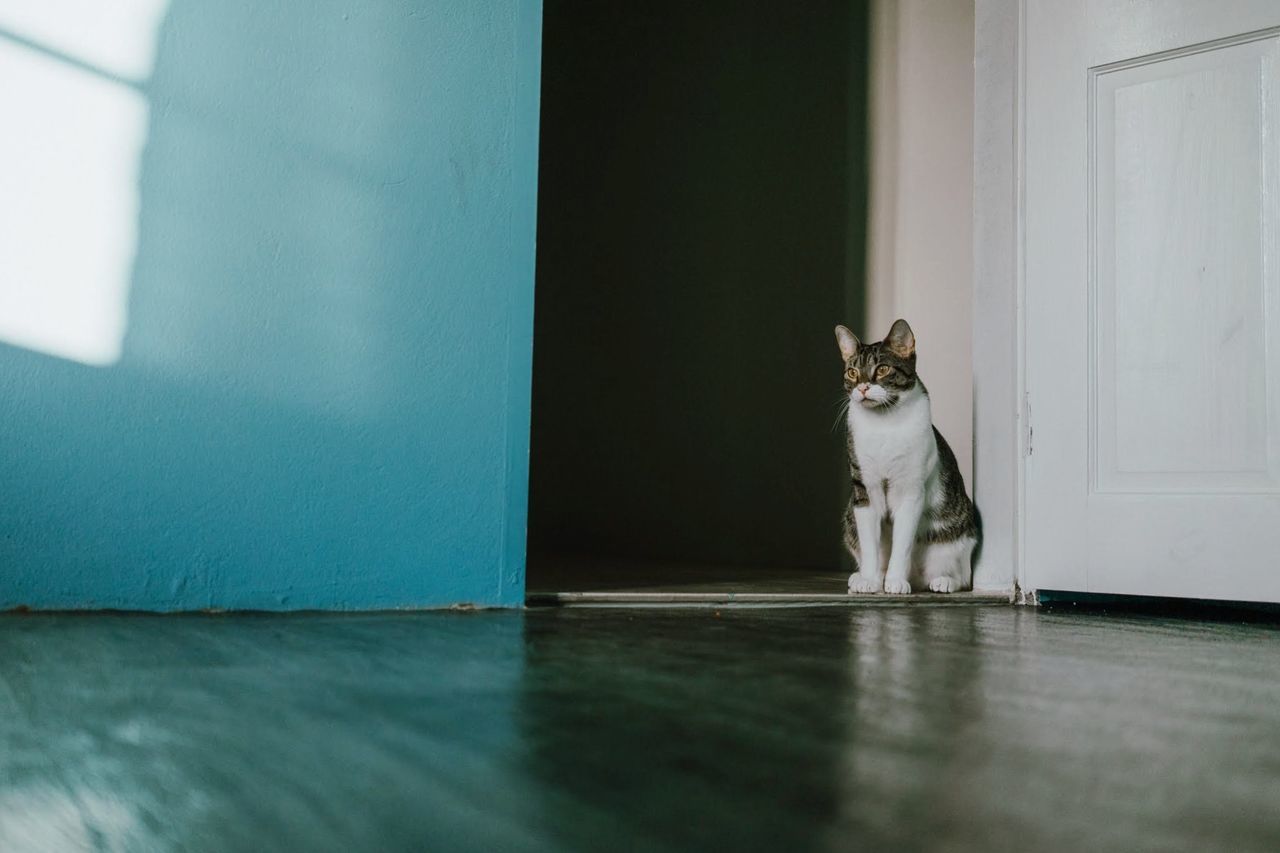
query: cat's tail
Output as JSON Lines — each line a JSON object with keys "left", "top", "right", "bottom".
{"left": 969, "top": 499, "right": 984, "bottom": 567}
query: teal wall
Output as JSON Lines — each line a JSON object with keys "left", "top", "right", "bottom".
{"left": 0, "top": 1, "right": 542, "bottom": 610}
{"left": 529, "top": 1, "right": 869, "bottom": 572}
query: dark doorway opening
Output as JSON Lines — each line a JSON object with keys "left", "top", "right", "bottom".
{"left": 527, "top": 1, "right": 872, "bottom": 600}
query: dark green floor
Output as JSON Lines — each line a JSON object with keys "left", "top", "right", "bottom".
{"left": 2, "top": 606, "right": 1279, "bottom": 852}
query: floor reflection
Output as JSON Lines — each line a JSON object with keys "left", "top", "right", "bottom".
{"left": 2, "top": 607, "right": 1279, "bottom": 852}
{"left": 0, "top": 613, "right": 535, "bottom": 852}
{"left": 518, "top": 608, "right": 855, "bottom": 851}
{"left": 828, "top": 607, "right": 989, "bottom": 848}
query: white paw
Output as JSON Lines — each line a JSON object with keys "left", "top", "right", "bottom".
{"left": 883, "top": 578, "right": 911, "bottom": 595}
{"left": 928, "top": 577, "right": 958, "bottom": 593}
{"left": 848, "top": 573, "right": 883, "bottom": 594}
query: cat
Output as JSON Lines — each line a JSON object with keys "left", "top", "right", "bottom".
{"left": 835, "top": 319, "right": 980, "bottom": 594}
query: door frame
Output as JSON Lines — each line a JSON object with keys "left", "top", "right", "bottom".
{"left": 972, "top": 0, "right": 1027, "bottom": 596}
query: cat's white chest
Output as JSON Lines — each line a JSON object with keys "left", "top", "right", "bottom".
{"left": 847, "top": 393, "right": 936, "bottom": 491}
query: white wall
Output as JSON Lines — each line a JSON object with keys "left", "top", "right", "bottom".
{"left": 865, "top": 0, "right": 976, "bottom": 481}
{"left": 971, "top": 0, "right": 1020, "bottom": 592}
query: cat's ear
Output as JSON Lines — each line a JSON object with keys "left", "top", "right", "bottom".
{"left": 884, "top": 319, "right": 915, "bottom": 358}
{"left": 885, "top": 318, "right": 916, "bottom": 358}
{"left": 834, "top": 325, "right": 860, "bottom": 361}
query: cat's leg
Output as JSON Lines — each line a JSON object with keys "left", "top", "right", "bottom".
{"left": 922, "top": 537, "right": 975, "bottom": 593}
{"left": 883, "top": 496, "right": 924, "bottom": 594}
{"left": 847, "top": 505, "right": 884, "bottom": 594}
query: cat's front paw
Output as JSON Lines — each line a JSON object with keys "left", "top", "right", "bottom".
{"left": 928, "top": 576, "right": 959, "bottom": 593}
{"left": 848, "top": 572, "right": 883, "bottom": 594}
{"left": 883, "top": 577, "right": 912, "bottom": 595}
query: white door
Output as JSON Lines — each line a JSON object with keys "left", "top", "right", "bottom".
{"left": 1024, "top": 0, "right": 1280, "bottom": 601}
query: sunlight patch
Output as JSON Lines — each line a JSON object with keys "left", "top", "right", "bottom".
{"left": 0, "top": 0, "right": 168, "bottom": 366}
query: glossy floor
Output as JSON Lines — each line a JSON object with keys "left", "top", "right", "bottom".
{"left": 2, "top": 606, "right": 1278, "bottom": 852}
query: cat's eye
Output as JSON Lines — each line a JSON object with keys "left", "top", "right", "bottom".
{"left": 845, "top": 367, "right": 860, "bottom": 382}
{"left": 875, "top": 365, "right": 892, "bottom": 380}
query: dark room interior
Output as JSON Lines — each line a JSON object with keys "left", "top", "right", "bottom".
{"left": 527, "top": 1, "right": 872, "bottom": 594}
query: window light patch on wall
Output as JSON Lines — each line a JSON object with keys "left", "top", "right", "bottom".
{"left": 0, "top": 0, "right": 169, "bottom": 366}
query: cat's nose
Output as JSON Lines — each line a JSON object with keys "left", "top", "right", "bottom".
{"left": 856, "top": 383, "right": 870, "bottom": 396}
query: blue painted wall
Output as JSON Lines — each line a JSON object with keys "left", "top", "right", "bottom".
{"left": 0, "top": 0, "right": 542, "bottom": 610}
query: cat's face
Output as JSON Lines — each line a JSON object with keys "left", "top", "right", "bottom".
{"left": 834, "top": 319, "right": 917, "bottom": 409}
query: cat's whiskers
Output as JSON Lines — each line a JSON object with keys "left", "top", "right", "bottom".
{"left": 831, "top": 396, "right": 852, "bottom": 433}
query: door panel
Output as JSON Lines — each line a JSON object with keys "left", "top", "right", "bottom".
{"left": 1094, "top": 34, "right": 1280, "bottom": 494}
{"left": 1025, "top": 1, "right": 1280, "bottom": 600}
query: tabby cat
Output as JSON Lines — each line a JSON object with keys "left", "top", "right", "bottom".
{"left": 836, "top": 319, "right": 979, "bottom": 593}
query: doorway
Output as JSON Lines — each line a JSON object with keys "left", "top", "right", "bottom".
{"left": 526, "top": 1, "right": 981, "bottom": 601}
